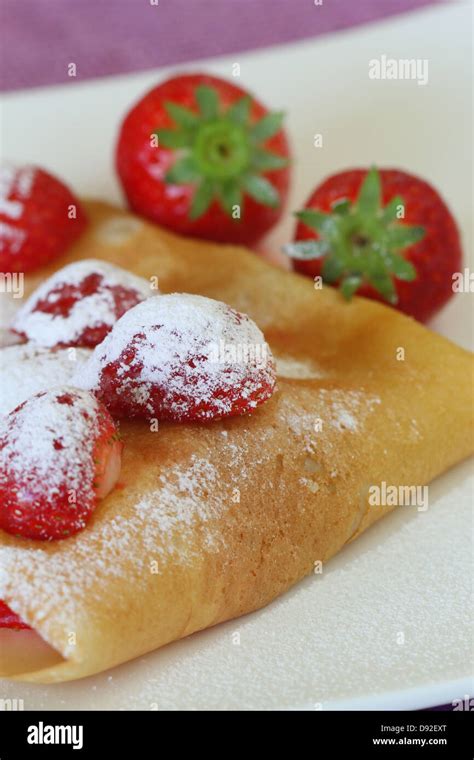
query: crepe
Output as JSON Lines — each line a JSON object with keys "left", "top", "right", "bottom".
{"left": 0, "top": 200, "right": 472, "bottom": 683}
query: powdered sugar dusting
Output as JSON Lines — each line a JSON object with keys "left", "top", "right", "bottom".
{"left": 0, "top": 165, "right": 36, "bottom": 221}
{"left": 0, "top": 388, "right": 101, "bottom": 503}
{"left": 0, "top": 452, "right": 227, "bottom": 643}
{"left": 11, "top": 259, "right": 153, "bottom": 348}
{"left": 76, "top": 294, "right": 276, "bottom": 420}
{"left": 0, "top": 344, "right": 91, "bottom": 416}
{"left": 135, "top": 457, "right": 225, "bottom": 557}
{"left": 282, "top": 388, "right": 382, "bottom": 442}
{"left": 324, "top": 390, "right": 381, "bottom": 432}
{"left": 275, "top": 355, "right": 325, "bottom": 380}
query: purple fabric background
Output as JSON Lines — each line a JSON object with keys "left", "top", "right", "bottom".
{"left": 0, "top": 0, "right": 456, "bottom": 712}
{"left": 0, "top": 0, "right": 440, "bottom": 92}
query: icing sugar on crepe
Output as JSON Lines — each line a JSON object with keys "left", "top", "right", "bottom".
{"left": 11, "top": 259, "right": 153, "bottom": 348}
{"left": 0, "top": 453, "right": 228, "bottom": 648}
{"left": 0, "top": 413, "right": 277, "bottom": 647}
{"left": 0, "top": 344, "right": 91, "bottom": 416}
{"left": 282, "top": 388, "right": 382, "bottom": 439}
{"left": 76, "top": 293, "right": 276, "bottom": 419}
{"left": 135, "top": 457, "right": 225, "bottom": 555}
{"left": 275, "top": 354, "right": 325, "bottom": 380}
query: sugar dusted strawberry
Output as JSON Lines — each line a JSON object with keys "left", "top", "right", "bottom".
{"left": 0, "top": 164, "right": 87, "bottom": 274}
{"left": 0, "top": 344, "right": 91, "bottom": 417}
{"left": 11, "top": 259, "right": 153, "bottom": 348}
{"left": 75, "top": 294, "right": 276, "bottom": 421}
{"left": 0, "top": 388, "right": 122, "bottom": 541}
{"left": 0, "top": 600, "right": 30, "bottom": 630}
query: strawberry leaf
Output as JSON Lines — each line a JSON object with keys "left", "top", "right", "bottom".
{"left": 357, "top": 166, "right": 381, "bottom": 216}
{"left": 340, "top": 275, "right": 363, "bottom": 300}
{"left": 386, "top": 253, "right": 417, "bottom": 280}
{"left": 227, "top": 96, "right": 251, "bottom": 125}
{"left": 371, "top": 272, "right": 397, "bottom": 303}
{"left": 190, "top": 179, "right": 214, "bottom": 219}
{"left": 243, "top": 174, "right": 279, "bottom": 207}
{"left": 250, "top": 112, "right": 285, "bottom": 142}
{"left": 331, "top": 199, "right": 351, "bottom": 215}
{"left": 387, "top": 225, "right": 425, "bottom": 249}
{"left": 196, "top": 85, "right": 219, "bottom": 120}
{"left": 164, "top": 101, "right": 199, "bottom": 129}
{"left": 253, "top": 150, "right": 289, "bottom": 171}
{"left": 154, "top": 129, "right": 190, "bottom": 149}
{"left": 165, "top": 156, "right": 200, "bottom": 184}
{"left": 382, "top": 195, "right": 404, "bottom": 222}
{"left": 321, "top": 254, "right": 344, "bottom": 283}
{"left": 219, "top": 181, "right": 242, "bottom": 216}
{"left": 296, "top": 208, "right": 331, "bottom": 233}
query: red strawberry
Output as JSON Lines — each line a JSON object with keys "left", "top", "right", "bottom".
{"left": 0, "top": 388, "right": 122, "bottom": 541}
{"left": 0, "top": 165, "right": 87, "bottom": 274}
{"left": 75, "top": 293, "right": 276, "bottom": 421}
{"left": 12, "top": 259, "right": 152, "bottom": 348}
{"left": 285, "top": 168, "right": 462, "bottom": 322}
{"left": 0, "top": 600, "right": 30, "bottom": 630}
{"left": 116, "top": 73, "right": 290, "bottom": 245}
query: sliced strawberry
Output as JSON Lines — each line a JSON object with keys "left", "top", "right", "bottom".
{"left": 0, "top": 388, "right": 122, "bottom": 541}
{"left": 93, "top": 426, "right": 123, "bottom": 499}
{"left": 0, "top": 600, "right": 30, "bottom": 630}
{"left": 0, "top": 164, "right": 87, "bottom": 274}
{"left": 11, "top": 259, "right": 152, "bottom": 348}
{"left": 75, "top": 293, "right": 276, "bottom": 422}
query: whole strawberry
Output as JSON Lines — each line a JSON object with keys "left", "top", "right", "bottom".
{"left": 285, "top": 168, "right": 462, "bottom": 322}
{"left": 116, "top": 73, "right": 290, "bottom": 245}
{"left": 0, "top": 165, "right": 87, "bottom": 274}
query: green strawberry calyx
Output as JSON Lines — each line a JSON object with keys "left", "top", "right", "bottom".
{"left": 154, "top": 85, "right": 288, "bottom": 220}
{"left": 284, "top": 167, "right": 425, "bottom": 303}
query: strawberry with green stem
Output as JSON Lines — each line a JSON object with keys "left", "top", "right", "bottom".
{"left": 285, "top": 168, "right": 462, "bottom": 322}
{"left": 116, "top": 73, "right": 290, "bottom": 245}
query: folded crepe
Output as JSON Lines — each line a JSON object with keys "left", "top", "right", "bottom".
{"left": 0, "top": 201, "right": 472, "bottom": 683}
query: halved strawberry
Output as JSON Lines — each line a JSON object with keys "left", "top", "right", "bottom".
{"left": 75, "top": 293, "right": 276, "bottom": 422}
{"left": 11, "top": 259, "right": 153, "bottom": 349}
{"left": 0, "top": 388, "right": 123, "bottom": 541}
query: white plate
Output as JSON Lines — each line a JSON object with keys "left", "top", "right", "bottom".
{"left": 0, "top": 2, "right": 472, "bottom": 710}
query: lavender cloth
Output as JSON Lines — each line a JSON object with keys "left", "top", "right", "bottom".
{"left": 0, "top": 0, "right": 440, "bottom": 92}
